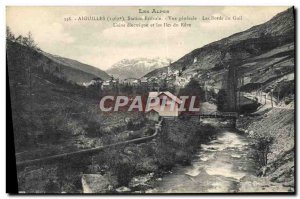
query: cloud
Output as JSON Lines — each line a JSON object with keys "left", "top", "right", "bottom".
{"left": 6, "top": 6, "right": 290, "bottom": 71}
{"left": 6, "top": 7, "right": 75, "bottom": 49}
{"left": 35, "top": 23, "right": 75, "bottom": 45}
{"left": 77, "top": 42, "right": 190, "bottom": 70}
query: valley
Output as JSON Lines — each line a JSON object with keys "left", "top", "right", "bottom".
{"left": 6, "top": 7, "right": 295, "bottom": 194}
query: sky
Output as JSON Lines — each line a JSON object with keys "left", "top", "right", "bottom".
{"left": 6, "top": 6, "right": 289, "bottom": 70}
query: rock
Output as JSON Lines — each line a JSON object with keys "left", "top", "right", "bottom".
{"left": 231, "top": 154, "right": 241, "bottom": 158}
{"left": 145, "top": 188, "right": 158, "bottom": 193}
{"left": 124, "top": 147, "right": 134, "bottom": 155}
{"left": 249, "top": 130, "right": 254, "bottom": 136}
{"left": 261, "top": 166, "right": 268, "bottom": 177}
{"left": 81, "top": 174, "right": 115, "bottom": 193}
{"left": 129, "top": 173, "right": 154, "bottom": 188}
{"left": 156, "top": 178, "right": 162, "bottom": 181}
{"left": 134, "top": 191, "right": 143, "bottom": 193}
{"left": 116, "top": 186, "right": 131, "bottom": 193}
{"left": 283, "top": 180, "right": 294, "bottom": 187}
{"left": 239, "top": 175, "right": 291, "bottom": 192}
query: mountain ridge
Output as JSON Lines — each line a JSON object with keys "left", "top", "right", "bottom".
{"left": 144, "top": 7, "right": 294, "bottom": 95}
{"left": 6, "top": 40, "right": 110, "bottom": 84}
{"left": 106, "top": 57, "right": 170, "bottom": 80}
{"left": 42, "top": 52, "right": 110, "bottom": 81}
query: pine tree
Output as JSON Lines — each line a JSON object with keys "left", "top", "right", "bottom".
{"left": 26, "top": 31, "right": 37, "bottom": 49}
{"left": 6, "top": 26, "right": 15, "bottom": 41}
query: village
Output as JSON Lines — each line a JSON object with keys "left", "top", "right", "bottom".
{"left": 83, "top": 58, "right": 207, "bottom": 92}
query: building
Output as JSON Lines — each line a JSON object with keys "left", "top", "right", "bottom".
{"left": 145, "top": 91, "right": 182, "bottom": 119}
{"left": 139, "top": 77, "right": 148, "bottom": 87}
{"left": 101, "top": 80, "right": 111, "bottom": 90}
{"left": 174, "top": 76, "right": 189, "bottom": 88}
{"left": 123, "top": 78, "right": 139, "bottom": 86}
{"left": 83, "top": 77, "right": 103, "bottom": 87}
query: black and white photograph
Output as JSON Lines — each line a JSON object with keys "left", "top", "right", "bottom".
{"left": 6, "top": 6, "right": 295, "bottom": 194}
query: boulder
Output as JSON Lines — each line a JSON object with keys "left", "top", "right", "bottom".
{"left": 115, "top": 186, "right": 131, "bottom": 193}
{"left": 129, "top": 173, "right": 154, "bottom": 189}
{"left": 81, "top": 174, "right": 115, "bottom": 193}
{"left": 145, "top": 188, "right": 158, "bottom": 193}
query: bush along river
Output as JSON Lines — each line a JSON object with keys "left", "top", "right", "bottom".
{"left": 153, "top": 119, "right": 257, "bottom": 193}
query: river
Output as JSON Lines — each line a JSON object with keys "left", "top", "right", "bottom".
{"left": 154, "top": 123, "right": 256, "bottom": 193}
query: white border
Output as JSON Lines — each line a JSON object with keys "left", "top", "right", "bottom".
{"left": 1, "top": 1, "right": 298, "bottom": 199}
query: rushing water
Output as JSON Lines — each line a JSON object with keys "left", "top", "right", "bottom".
{"left": 155, "top": 125, "right": 256, "bottom": 193}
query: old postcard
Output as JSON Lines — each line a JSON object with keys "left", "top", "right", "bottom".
{"left": 6, "top": 6, "right": 295, "bottom": 194}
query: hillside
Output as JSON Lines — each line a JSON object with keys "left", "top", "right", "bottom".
{"left": 106, "top": 58, "right": 170, "bottom": 80}
{"left": 238, "top": 108, "right": 294, "bottom": 192}
{"left": 7, "top": 40, "right": 141, "bottom": 154}
{"left": 43, "top": 52, "right": 110, "bottom": 81}
{"left": 7, "top": 41, "right": 110, "bottom": 85}
{"left": 144, "top": 8, "right": 295, "bottom": 97}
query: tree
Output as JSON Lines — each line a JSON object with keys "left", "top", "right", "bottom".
{"left": 178, "top": 79, "right": 204, "bottom": 113}
{"left": 16, "top": 35, "right": 24, "bottom": 44}
{"left": 22, "top": 36, "right": 29, "bottom": 46}
{"left": 179, "top": 78, "right": 204, "bottom": 100}
{"left": 26, "top": 32, "right": 37, "bottom": 49}
{"left": 15, "top": 31, "right": 37, "bottom": 49}
{"left": 6, "top": 26, "right": 15, "bottom": 41}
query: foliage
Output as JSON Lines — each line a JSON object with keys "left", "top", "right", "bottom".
{"left": 272, "top": 80, "right": 294, "bottom": 102}
{"left": 6, "top": 26, "right": 15, "bottom": 41}
{"left": 155, "top": 119, "right": 210, "bottom": 168}
{"left": 179, "top": 78, "right": 204, "bottom": 98}
{"left": 6, "top": 26, "right": 38, "bottom": 49}
{"left": 249, "top": 131, "right": 274, "bottom": 167}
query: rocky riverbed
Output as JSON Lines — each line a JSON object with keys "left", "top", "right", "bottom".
{"left": 152, "top": 128, "right": 256, "bottom": 193}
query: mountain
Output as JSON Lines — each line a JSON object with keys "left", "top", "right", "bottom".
{"left": 43, "top": 52, "right": 110, "bottom": 82}
{"left": 7, "top": 39, "right": 140, "bottom": 159}
{"left": 6, "top": 39, "right": 100, "bottom": 152}
{"left": 106, "top": 57, "right": 170, "bottom": 80}
{"left": 144, "top": 8, "right": 295, "bottom": 95}
{"left": 7, "top": 40, "right": 110, "bottom": 85}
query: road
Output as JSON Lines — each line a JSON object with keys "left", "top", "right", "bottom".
{"left": 243, "top": 92, "right": 293, "bottom": 110}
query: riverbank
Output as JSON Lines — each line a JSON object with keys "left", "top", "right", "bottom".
{"left": 237, "top": 108, "right": 294, "bottom": 192}
{"left": 81, "top": 118, "right": 220, "bottom": 193}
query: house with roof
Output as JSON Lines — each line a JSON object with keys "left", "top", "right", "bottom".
{"left": 83, "top": 77, "right": 103, "bottom": 87}
{"left": 123, "top": 78, "right": 139, "bottom": 86}
{"left": 101, "top": 80, "right": 111, "bottom": 90}
{"left": 145, "top": 91, "right": 182, "bottom": 120}
{"left": 139, "top": 77, "right": 148, "bottom": 86}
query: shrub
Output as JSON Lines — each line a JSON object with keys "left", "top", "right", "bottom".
{"left": 249, "top": 131, "right": 274, "bottom": 167}
{"left": 113, "top": 159, "right": 136, "bottom": 186}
